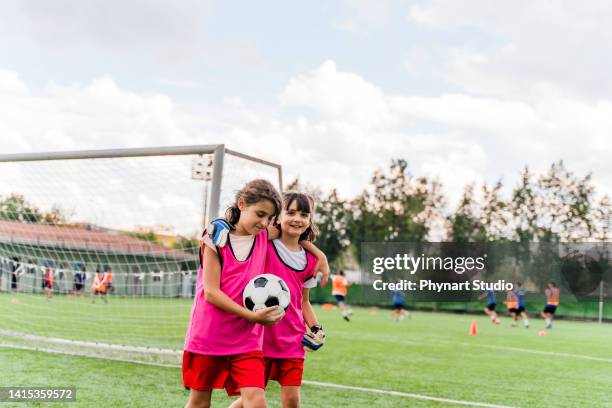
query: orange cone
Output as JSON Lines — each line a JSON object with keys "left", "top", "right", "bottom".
{"left": 469, "top": 319, "right": 478, "bottom": 336}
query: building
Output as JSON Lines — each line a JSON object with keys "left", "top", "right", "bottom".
{"left": 0, "top": 220, "right": 198, "bottom": 297}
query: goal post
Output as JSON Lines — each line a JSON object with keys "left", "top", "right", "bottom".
{"left": 0, "top": 145, "right": 282, "bottom": 362}
{"left": 0, "top": 144, "right": 283, "bottom": 223}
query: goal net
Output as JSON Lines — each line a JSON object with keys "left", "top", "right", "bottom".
{"left": 0, "top": 145, "right": 282, "bottom": 364}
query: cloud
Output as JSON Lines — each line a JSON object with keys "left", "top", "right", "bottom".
{"left": 0, "top": 0, "right": 208, "bottom": 65}
{"left": 0, "top": 60, "right": 610, "bottom": 225}
{"left": 0, "top": 73, "right": 198, "bottom": 152}
{"left": 334, "top": 0, "right": 393, "bottom": 33}
{"left": 0, "top": 69, "right": 29, "bottom": 95}
{"left": 279, "top": 60, "right": 395, "bottom": 129}
{"left": 158, "top": 79, "right": 201, "bottom": 89}
{"left": 409, "top": 0, "right": 612, "bottom": 101}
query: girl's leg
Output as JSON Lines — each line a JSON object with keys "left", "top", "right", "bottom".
{"left": 240, "top": 387, "right": 267, "bottom": 408}
{"left": 228, "top": 397, "right": 244, "bottom": 408}
{"left": 280, "top": 386, "right": 300, "bottom": 408}
{"left": 185, "top": 389, "right": 212, "bottom": 408}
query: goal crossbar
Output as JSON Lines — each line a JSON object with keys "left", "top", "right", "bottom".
{"left": 0, "top": 144, "right": 283, "bottom": 221}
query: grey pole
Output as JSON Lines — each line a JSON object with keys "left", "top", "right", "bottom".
{"left": 202, "top": 182, "right": 209, "bottom": 228}
{"left": 0, "top": 145, "right": 220, "bottom": 162}
{"left": 1, "top": 144, "right": 282, "bottom": 221}
{"left": 208, "top": 145, "right": 225, "bottom": 220}
{"left": 598, "top": 280, "right": 604, "bottom": 324}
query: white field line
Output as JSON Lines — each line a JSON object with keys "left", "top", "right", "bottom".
{"left": 300, "top": 380, "right": 517, "bottom": 408}
{"left": 0, "top": 343, "right": 179, "bottom": 368}
{"left": 0, "top": 329, "right": 180, "bottom": 355}
{"left": 3, "top": 328, "right": 611, "bottom": 363}
{"left": 456, "top": 342, "right": 612, "bottom": 364}
{"left": 0, "top": 342, "right": 517, "bottom": 408}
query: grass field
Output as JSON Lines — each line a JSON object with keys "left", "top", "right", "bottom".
{"left": 1, "top": 292, "right": 611, "bottom": 407}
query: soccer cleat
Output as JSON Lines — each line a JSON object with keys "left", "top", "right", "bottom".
{"left": 343, "top": 315, "right": 350, "bottom": 322}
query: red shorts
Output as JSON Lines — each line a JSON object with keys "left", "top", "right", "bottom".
{"left": 264, "top": 358, "right": 304, "bottom": 386}
{"left": 182, "top": 351, "right": 265, "bottom": 396}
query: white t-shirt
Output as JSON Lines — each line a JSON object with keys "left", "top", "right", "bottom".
{"left": 203, "top": 233, "right": 254, "bottom": 261}
{"left": 272, "top": 239, "right": 317, "bottom": 289}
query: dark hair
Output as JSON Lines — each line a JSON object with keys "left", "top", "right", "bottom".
{"left": 279, "top": 191, "right": 319, "bottom": 242}
{"left": 339, "top": 270, "right": 345, "bottom": 276}
{"left": 225, "top": 179, "right": 282, "bottom": 226}
{"left": 549, "top": 281, "right": 557, "bottom": 288}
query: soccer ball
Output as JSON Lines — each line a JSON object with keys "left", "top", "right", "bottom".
{"left": 243, "top": 274, "right": 291, "bottom": 312}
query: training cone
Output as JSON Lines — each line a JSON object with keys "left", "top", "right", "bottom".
{"left": 469, "top": 319, "right": 478, "bottom": 336}
{"left": 538, "top": 330, "right": 547, "bottom": 337}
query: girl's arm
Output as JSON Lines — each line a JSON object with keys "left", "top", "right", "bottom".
{"left": 202, "top": 245, "right": 284, "bottom": 325}
{"left": 301, "top": 241, "right": 329, "bottom": 287}
{"left": 301, "top": 288, "right": 319, "bottom": 328}
{"left": 265, "top": 225, "right": 329, "bottom": 286}
{"left": 266, "top": 224, "right": 281, "bottom": 240}
{"left": 302, "top": 287, "right": 325, "bottom": 352}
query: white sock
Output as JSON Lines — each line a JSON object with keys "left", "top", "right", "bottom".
{"left": 524, "top": 319, "right": 529, "bottom": 327}
{"left": 546, "top": 318, "right": 551, "bottom": 326}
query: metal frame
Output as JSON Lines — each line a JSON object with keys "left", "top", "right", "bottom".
{"left": 0, "top": 145, "right": 283, "bottom": 221}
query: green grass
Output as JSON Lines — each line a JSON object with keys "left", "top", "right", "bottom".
{"left": 1, "top": 292, "right": 611, "bottom": 407}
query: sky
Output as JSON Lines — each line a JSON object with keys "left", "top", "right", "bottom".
{"left": 1, "top": 0, "right": 611, "bottom": 226}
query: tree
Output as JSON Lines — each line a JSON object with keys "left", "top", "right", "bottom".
{"left": 591, "top": 195, "right": 612, "bottom": 241}
{"left": 480, "top": 180, "right": 511, "bottom": 241}
{"left": 174, "top": 236, "right": 200, "bottom": 255}
{"left": 449, "top": 183, "right": 486, "bottom": 242}
{"left": 0, "top": 194, "right": 44, "bottom": 223}
{"left": 315, "top": 189, "right": 350, "bottom": 265}
{"left": 536, "top": 160, "right": 593, "bottom": 242}
{"left": 347, "top": 159, "right": 432, "bottom": 261}
{"left": 0, "top": 194, "right": 70, "bottom": 225}
{"left": 125, "top": 230, "right": 158, "bottom": 243}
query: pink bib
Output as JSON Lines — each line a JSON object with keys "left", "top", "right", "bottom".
{"left": 184, "top": 229, "right": 268, "bottom": 355}
{"left": 263, "top": 241, "right": 317, "bottom": 358}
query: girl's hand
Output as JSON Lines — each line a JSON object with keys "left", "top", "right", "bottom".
{"left": 249, "top": 306, "right": 285, "bottom": 325}
{"left": 315, "top": 257, "right": 330, "bottom": 287}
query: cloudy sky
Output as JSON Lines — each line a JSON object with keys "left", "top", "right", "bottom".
{"left": 1, "top": 0, "right": 611, "bottom": 218}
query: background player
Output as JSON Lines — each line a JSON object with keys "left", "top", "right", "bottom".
{"left": 391, "top": 289, "right": 408, "bottom": 321}
{"left": 505, "top": 289, "right": 519, "bottom": 327}
{"left": 515, "top": 282, "right": 529, "bottom": 328}
{"left": 104, "top": 266, "right": 114, "bottom": 296}
{"left": 541, "top": 281, "right": 559, "bottom": 329}
{"left": 91, "top": 268, "right": 108, "bottom": 304}
{"left": 479, "top": 289, "right": 500, "bottom": 324}
{"left": 42, "top": 267, "right": 54, "bottom": 300}
{"left": 73, "top": 265, "right": 86, "bottom": 298}
{"left": 331, "top": 270, "right": 352, "bottom": 321}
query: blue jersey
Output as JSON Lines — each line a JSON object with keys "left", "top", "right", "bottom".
{"left": 485, "top": 290, "right": 496, "bottom": 304}
{"left": 515, "top": 288, "right": 526, "bottom": 308}
{"left": 74, "top": 272, "right": 85, "bottom": 284}
{"left": 392, "top": 289, "right": 405, "bottom": 304}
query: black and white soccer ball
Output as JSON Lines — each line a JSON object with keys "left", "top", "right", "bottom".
{"left": 243, "top": 274, "right": 291, "bottom": 312}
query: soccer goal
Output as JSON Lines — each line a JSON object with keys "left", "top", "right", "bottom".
{"left": 0, "top": 145, "right": 282, "bottom": 363}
